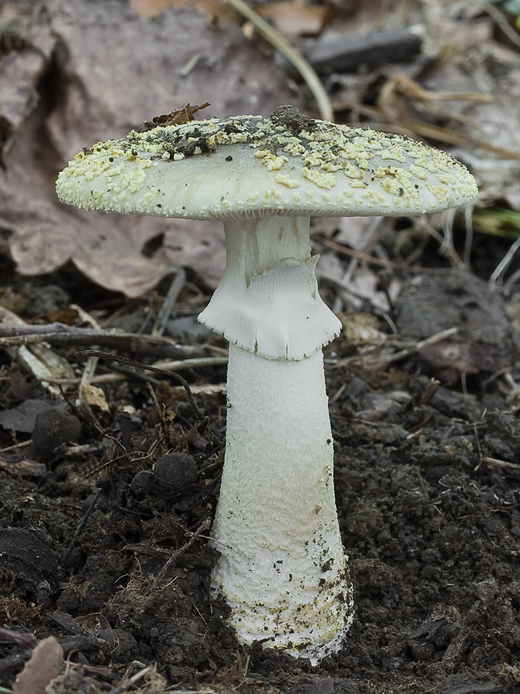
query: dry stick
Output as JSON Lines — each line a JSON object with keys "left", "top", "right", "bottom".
{"left": 332, "top": 99, "right": 520, "bottom": 161}
{"left": 71, "top": 304, "right": 103, "bottom": 410}
{"left": 323, "top": 239, "right": 467, "bottom": 278}
{"left": 223, "top": 0, "right": 333, "bottom": 122}
{"left": 479, "top": 456, "right": 520, "bottom": 470}
{"left": 62, "top": 489, "right": 102, "bottom": 566}
{"left": 0, "top": 326, "right": 196, "bottom": 354}
{"left": 124, "top": 518, "right": 212, "bottom": 563}
{"left": 331, "top": 217, "right": 384, "bottom": 314}
{"left": 363, "top": 326, "right": 459, "bottom": 367}
{"left": 480, "top": 2, "right": 520, "bottom": 51}
{"left": 76, "top": 349, "right": 207, "bottom": 425}
{"left": 490, "top": 235, "right": 520, "bottom": 284}
{"left": 463, "top": 204, "right": 474, "bottom": 268}
{"left": 322, "top": 238, "right": 405, "bottom": 270}
{"left": 331, "top": 326, "right": 459, "bottom": 370}
{"left": 106, "top": 666, "right": 152, "bottom": 694}
{"left": 152, "top": 267, "right": 187, "bottom": 337}
{"left": 0, "top": 440, "right": 33, "bottom": 454}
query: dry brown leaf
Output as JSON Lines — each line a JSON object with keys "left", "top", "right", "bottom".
{"left": 0, "top": 306, "right": 76, "bottom": 395}
{"left": 130, "top": 0, "right": 175, "bottom": 18}
{"left": 0, "top": 0, "right": 301, "bottom": 296}
{"left": 377, "top": 73, "right": 492, "bottom": 126}
{"left": 140, "top": 102, "right": 211, "bottom": 131}
{"left": 12, "top": 636, "right": 64, "bottom": 694}
{"left": 130, "top": 0, "right": 236, "bottom": 24}
{"left": 80, "top": 383, "right": 110, "bottom": 412}
{"left": 0, "top": 47, "right": 47, "bottom": 147}
{"left": 256, "top": 2, "right": 332, "bottom": 37}
{"left": 339, "top": 312, "right": 386, "bottom": 352}
{"left": 0, "top": 457, "right": 46, "bottom": 477}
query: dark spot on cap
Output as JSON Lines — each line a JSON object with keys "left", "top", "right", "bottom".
{"left": 269, "top": 105, "right": 318, "bottom": 135}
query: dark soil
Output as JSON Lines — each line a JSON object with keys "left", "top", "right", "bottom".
{"left": 1, "top": 261, "right": 520, "bottom": 694}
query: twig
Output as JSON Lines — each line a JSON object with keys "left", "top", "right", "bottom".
{"left": 223, "top": 0, "right": 333, "bottom": 121}
{"left": 76, "top": 350, "right": 208, "bottom": 426}
{"left": 480, "top": 2, "right": 520, "bottom": 50}
{"left": 490, "top": 235, "right": 520, "bottom": 284}
{"left": 62, "top": 489, "right": 102, "bottom": 566}
{"left": 427, "top": 214, "right": 465, "bottom": 269}
{"left": 0, "top": 440, "right": 33, "bottom": 454}
{"left": 106, "top": 665, "right": 152, "bottom": 694}
{"left": 331, "top": 99, "right": 520, "bottom": 160}
{"left": 124, "top": 518, "right": 211, "bottom": 564}
{"left": 331, "top": 326, "right": 459, "bottom": 370}
{"left": 0, "top": 628, "right": 37, "bottom": 649}
{"left": 479, "top": 456, "right": 520, "bottom": 471}
{"left": 322, "top": 239, "right": 405, "bottom": 270}
{"left": 363, "top": 326, "right": 459, "bottom": 367}
{"left": 71, "top": 304, "right": 103, "bottom": 410}
{"left": 463, "top": 204, "right": 474, "bottom": 268}
{"left": 152, "top": 267, "right": 187, "bottom": 337}
{"left": 0, "top": 325, "right": 197, "bottom": 358}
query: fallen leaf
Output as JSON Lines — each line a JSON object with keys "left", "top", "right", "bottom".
{"left": 80, "top": 384, "right": 110, "bottom": 412}
{"left": 0, "top": 305, "right": 75, "bottom": 395}
{"left": 12, "top": 636, "right": 64, "bottom": 694}
{"left": 0, "top": 0, "right": 303, "bottom": 296}
{"left": 130, "top": 0, "right": 174, "bottom": 18}
{"left": 130, "top": 0, "right": 237, "bottom": 24}
{"left": 0, "top": 457, "right": 46, "bottom": 477}
{"left": 256, "top": 2, "right": 332, "bottom": 37}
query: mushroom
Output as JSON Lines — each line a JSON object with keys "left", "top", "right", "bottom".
{"left": 56, "top": 105, "right": 478, "bottom": 662}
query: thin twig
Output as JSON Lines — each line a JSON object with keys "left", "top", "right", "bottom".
{"left": 480, "top": 2, "right": 520, "bottom": 50}
{"left": 0, "top": 440, "right": 33, "bottom": 454}
{"left": 223, "top": 0, "right": 333, "bottom": 121}
{"left": 0, "top": 326, "right": 196, "bottom": 356}
{"left": 479, "top": 456, "right": 520, "bottom": 470}
{"left": 463, "top": 204, "right": 474, "bottom": 268}
{"left": 363, "top": 327, "right": 459, "bottom": 367}
{"left": 76, "top": 350, "right": 208, "bottom": 426}
{"left": 426, "top": 216, "right": 465, "bottom": 269}
{"left": 331, "top": 326, "right": 458, "bottom": 370}
{"left": 490, "top": 235, "right": 520, "bottom": 284}
{"left": 152, "top": 267, "right": 187, "bottom": 337}
{"left": 63, "top": 489, "right": 102, "bottom": 566}
{"left": 106, "top": 666, "right": 152, "bottom": 694}
{"left": 331, "top": 99, "right": 520, "bottom": 160}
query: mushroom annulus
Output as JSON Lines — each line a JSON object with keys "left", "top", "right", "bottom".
{"left": 56, "top": 105, "right": 478, "bottom": 663}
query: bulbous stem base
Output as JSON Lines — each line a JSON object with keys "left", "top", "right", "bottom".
{"left": 211, "top": 344, "right": 353, "bottom": 663}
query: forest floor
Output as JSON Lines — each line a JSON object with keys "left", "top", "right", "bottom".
{"left": 1, "top": 1, "right": 520, "bottom": 693}
{"left": 1, "top": 252, "right": 520, "bottom": 694}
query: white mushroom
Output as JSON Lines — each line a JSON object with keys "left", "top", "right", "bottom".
{"left": 56, "top": 105, "right": 478, "bottom": 663}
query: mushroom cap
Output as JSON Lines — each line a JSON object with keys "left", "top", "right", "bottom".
{"left": 56, "top": 105, "right": 478, "bottom": 220}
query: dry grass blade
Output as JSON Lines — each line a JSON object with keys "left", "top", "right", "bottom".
{"left": 75, "top": 350, "right": 213, "bottom": 436}
{"left": 480, "top": 2, "right": 520, "bottom": 50}
{"left": 223, "top": 0, "right": 333, "bottom": 121}
{"left": 106, "top": 665, "right": 152, "bottom": 694}
{"left": 334, "top": 100, "right": 520, "bottom": 161}
{"left": 331, "top": 327, "right": 459, "bottom": 371}
{"left": 0, "top": 306, "right": 75, "bottom": 395}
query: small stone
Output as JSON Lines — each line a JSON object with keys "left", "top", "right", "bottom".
{"left": 130, "top": 470, "right": 154, "bottom": 497}
{"left": 152, "top": 452, "right": 198, "bottom": 493}
{"left": 32, "top": 409, "right": 81, "bottom": 464}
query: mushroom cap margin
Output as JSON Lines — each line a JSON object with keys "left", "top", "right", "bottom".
{"left": 56, "top": 108, "right": 478, "bottom": 220}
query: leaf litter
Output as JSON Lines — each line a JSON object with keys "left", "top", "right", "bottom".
{"left": 1, "top": 0, "right": 520, "bottom": 692}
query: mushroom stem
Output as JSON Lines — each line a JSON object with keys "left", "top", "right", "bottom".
{"left": 199, "top": 216, "right": 342, "bottom": 360}
{"left": 211, "top": 342, "right": 353, "bottom": 662}
{"left": 200, "top": 214, "right": 352, "bottom": 660}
